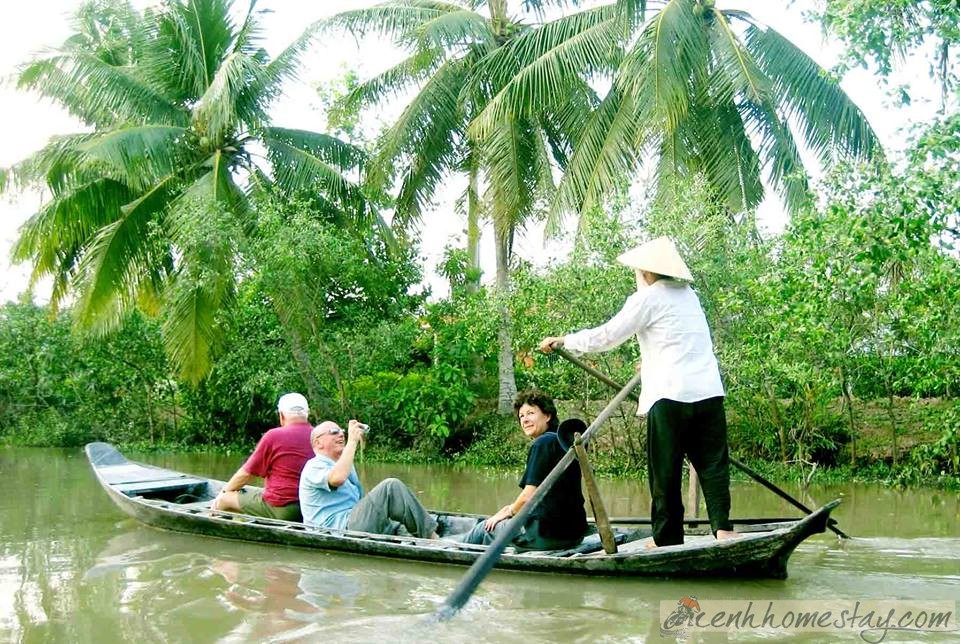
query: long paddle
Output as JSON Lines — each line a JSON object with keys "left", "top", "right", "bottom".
{"left": 553, "top": 347, "right": 850, "bottom": 540}
{"left": 434, "top": 368, "right": 645, "bottom": 622}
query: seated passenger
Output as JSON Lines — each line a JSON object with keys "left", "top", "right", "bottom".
{"left": 461, "top": 388, "right": 588, "bottom": 550}
{"left": 212, "top": 392, "right": 314, "bottom": 521}
{"left": 299, "top": 420, "right": 438, "bottom": 539}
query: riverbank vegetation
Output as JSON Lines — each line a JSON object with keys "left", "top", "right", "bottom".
{"left": 1, "top": 0, "right": 958, "bottom": 489}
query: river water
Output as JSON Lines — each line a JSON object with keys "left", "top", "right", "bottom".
{"left": 1, "top": 447, "right": 957, "bottom": 642}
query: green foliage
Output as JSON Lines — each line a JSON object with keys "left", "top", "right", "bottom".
{"left": 346, "top": 368, "right": 476, "bottom": 451}
{"left": 544, "top": 0, "right": 882, "bottom": 223}
{"left": 455, "top": 413, "right": 529, "bottom": 468}
{"left": 0, "top": 300, "right": 176, "bottom": 447}
{"left": 814, "top": 0, "right": 960, "bottom": 96}
{"left": 910, "top": 404, "right": 960, "bottom": 476}
{"left": 247, "top": 194, "right": 423, "bottom": 413}
{"left": 326, "top": 0, "right": 602, "bottom": 413}
{"left": 6, "top": 0, "right": 378, "bottom": 382}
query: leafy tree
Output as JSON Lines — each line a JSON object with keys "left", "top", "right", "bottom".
{"left": 4, "top": 0, "right": 382, "bottom": 382}
{"left": 248, "top": 194, "right": 423, "bottom": 412}
{"left": 324, "top": 0, "right": 597, "bottom": 413}
{"left": 814, "top": 0, "right": 960, "bottom": 101}
{"left": 331, "top": 0, "right": 883, "bottom": 415}
{"left": 474, "top": 0, "right": 881, "bottom": 222}
{"left": 0, "top": 300, "right": 174, "bottom": 447}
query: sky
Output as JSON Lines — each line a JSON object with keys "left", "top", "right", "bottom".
{"left": 0, "top": 0, "right": 942, "bottom": 304}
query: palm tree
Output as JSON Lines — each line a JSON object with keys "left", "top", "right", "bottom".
{"left": 473, "top": 0, "right": 882, "bottom": 223}
{"left": 326, "top": 0, "right": 599, "bottom": 412}
{"left": 4, "top": 0, "right": 383, "bottom": 382}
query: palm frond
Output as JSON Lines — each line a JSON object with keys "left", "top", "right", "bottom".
{"left": 740, "top": 19, "right": 883, "bottom": 163}
{"left": 17, "top": 53, "right": 184, "bottom": 126}
{"left": 414, "top": 9, "right": 495, "bottom": 49}
{"left": 178, "top": 149, "right": 254, "bottom": 233}
{"left": 79, "top": 125, "right": 187, "bottom": 191}
{"left": 262, "top": 22, "right": 321, "bottom": 96}
{"left": 520, "top": 0, "right": 590, "bottom": 19}
{"left": 12, "top": 177, "right": 136, "bottom": 309}
{"left": 64, "top": 0, "right": 143, "bottom": 67}
{"left": 233, "top": 0, "right": 266, "bottom": 54}
{"left": 530, "top": 123, "right": 558, "bottom": 198}
{"left": 264, "top": 126, "right": 367, "bottom": 172}
{"left": 652, "top": 126, "right": 691, "bottom": 206}
{"left": 538, "top": 78, "right": 598, "bottom": 168}
{"left": 484, "top": 119, "right": 549, "bottom": 232}
{"left": 377, "top": 58, "right": 470, "bottom": 224}
{"left": 160, "top": 278, "right": 224, "bottom": 383}
{"left": 73, "top": 175, "right": 177, "bottom": 329}
{"left": 707, "top": 10, "right": 772, "bottom": 106}
{"left": 339, "top": 47, "right": 445, "bottom": 115}
{"left": 550, "top": 88, "right": 646, "bottom": 221}
{"left": 743, "top": 99, "right": 812, "bottom": 214}
{"left": 152, "top": 0, "right": 237, "bottom": 100}
{"left": 684, "top": 101, "right": 764, "bottom": 213}
{"left": 4, "top": 133, "right": 95, "bottom": 192}
{"left": 262, "top": 128, "right": 368, "bottom": 213}
{"left": 615, "top": 0, "right": 648, "bottom": 32}
{"left": 620, "top": 0, "right": 707, "bottom": 132}
{"left": 469, "top": 5, "right": 620, "bottom": 139}
{"left": 322, "top": 2, "right": 464, "bottom": 42}
{"left": 193, "top": 50, "right": 270, "bottom": 142}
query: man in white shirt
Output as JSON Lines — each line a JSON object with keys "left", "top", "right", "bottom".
{"left": 540, "top": 237, "right": 737, "bottom": 547}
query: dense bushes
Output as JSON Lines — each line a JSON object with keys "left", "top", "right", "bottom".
{"left": 0, "top": 301, "right": 174, "bottom": 447}
{"left": 2, "top": 162, "right": 959, "bottom": 488}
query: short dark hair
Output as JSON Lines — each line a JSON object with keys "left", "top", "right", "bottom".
{"left": 512, "top": 388, "right": 559, "bottom": 433}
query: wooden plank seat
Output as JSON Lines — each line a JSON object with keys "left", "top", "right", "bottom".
{"left": 100, "top": 464, "right": 179, "bottom": 485}
{"left": 116, "top": 477, "right": 208, "bottom": 495}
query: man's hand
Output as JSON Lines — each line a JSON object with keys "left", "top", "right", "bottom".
{"left": 347, "top": 419, "right": 366, "bottom": 445}
{"left": 538, "top": 336, "right": 564, "bottom": 353}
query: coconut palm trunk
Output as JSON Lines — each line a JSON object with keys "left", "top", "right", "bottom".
{"left": 466, "top": 161, "right": 482, "bottom": 293}
{"left": 494, "top": 221, "right": 517, "bottom": 413}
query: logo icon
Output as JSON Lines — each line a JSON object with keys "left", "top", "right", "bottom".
{"left": 661, "top": 595, "right": 701, "bottom": 636}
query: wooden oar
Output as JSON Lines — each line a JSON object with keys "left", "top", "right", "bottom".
{"left": 553, "top": 347, "right": 850, "bottom": 540}
{"left": 434, "top": 368, "right": 645, "bottom": 622}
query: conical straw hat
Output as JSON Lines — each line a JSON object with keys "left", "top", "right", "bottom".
{"left": 616, "top": 237, "right": 694, "bottom": 282}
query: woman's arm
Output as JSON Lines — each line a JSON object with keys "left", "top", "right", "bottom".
{"left": 484, "top": 484, "right": 538, "bottom": 531}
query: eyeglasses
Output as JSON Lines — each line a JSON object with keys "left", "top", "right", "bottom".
{"left": 316, "top": 426, "right": 344, "bottom": 436}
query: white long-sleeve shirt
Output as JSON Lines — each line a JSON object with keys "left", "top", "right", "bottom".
{"left": 563, "top": 279, "right": 724, "bottom": 414}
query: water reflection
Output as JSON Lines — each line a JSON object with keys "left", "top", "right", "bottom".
{"left": 2, "top": 446, "right": 959, "bottom": 643}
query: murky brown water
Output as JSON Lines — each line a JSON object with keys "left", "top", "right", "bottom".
{"left": 1, "top": 447, "right": 957, "bottom": 642}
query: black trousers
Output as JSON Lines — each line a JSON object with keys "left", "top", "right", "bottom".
{"left": 646, "top": 396, "right": 733, "bottom": 546}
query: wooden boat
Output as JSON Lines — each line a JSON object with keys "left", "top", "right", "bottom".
{"left": 86, "top": 442, "right": 839, "bottom": 579}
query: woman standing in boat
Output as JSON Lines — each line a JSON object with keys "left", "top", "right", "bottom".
{"left": 540, "top": 237, "right": 737, "bottom": 547}
{"left": 461, "top": 389, "right": 587, "bottom": 550}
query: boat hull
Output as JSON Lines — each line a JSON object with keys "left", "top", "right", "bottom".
{"left": 86, "top": 442, "right": 837, "bottom": 578}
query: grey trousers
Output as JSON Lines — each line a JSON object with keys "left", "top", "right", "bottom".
{"left": 462, "top": 517, "right": 584, "bottom": 551}
{"left": 346, "top": 478, "right": 437, "bottom": 538}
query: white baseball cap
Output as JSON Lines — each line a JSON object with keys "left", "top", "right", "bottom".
{"left": 277, "top": 392, "right": 309, "bottom": 416}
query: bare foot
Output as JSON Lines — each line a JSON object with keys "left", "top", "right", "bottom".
{"left": 716, "top": 529, "right": 741, "bottom": 540}
{"left": 429, "top": 532, "right": 440, "bottom": 540}
{"left": 644, "top": 540, "right": 658, "bottom": 550}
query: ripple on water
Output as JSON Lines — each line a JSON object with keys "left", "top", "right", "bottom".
{"left": 274, "top": 606, "right": 650, "bottom": 644}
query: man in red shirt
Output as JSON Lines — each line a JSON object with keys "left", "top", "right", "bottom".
{"left": 211, "top": 392, "right": 314, "bottom": 521}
